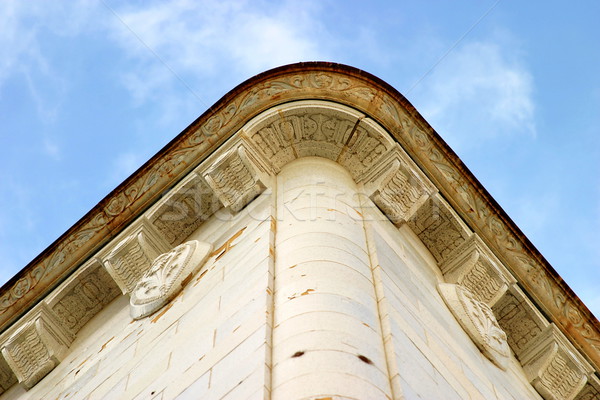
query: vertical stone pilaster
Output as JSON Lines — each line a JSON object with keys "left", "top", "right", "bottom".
{"left": 271, "top": 157, "right": 393, "bottom": 399}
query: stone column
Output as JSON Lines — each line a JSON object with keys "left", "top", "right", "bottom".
{"left": 271, "top": 157, "right": 393, "bottom": 399}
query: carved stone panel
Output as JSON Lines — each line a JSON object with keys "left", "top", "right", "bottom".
{"left": 203, "top": 145, "right": 266, "bottom": 212}
{"left": 130, "top": 240, "right": 212, "bottom": 319}
{"left": 492, "top": 284, "right": 549, "bottom": 357}
{"left": 147, "top": 173, "right": 221, "bottom": 246}
{"left": 520, "top": 325, "right": 593, "bottom": 400}
{"left": 362, "top": 145, "right": 436, "bottom": 225}
{"left": 102, "top": 219, "right": 170, "bottom": 294}
{"left": 0, "top": 305, "right": 72, "bottom": 390}
{"left": 438, "top": 283, "right": 510, "bottom": 370}
{"left": 441, "top": 235, "right": 515, "bottom": 307}
{"left": 45, "top": 258, "right": 120, "bottom": 336}
{"left": 408, "top": 194, "right": 472, "bottom": 263}
{"left": 0, "top": 357, "right": 16, "bottom": 394}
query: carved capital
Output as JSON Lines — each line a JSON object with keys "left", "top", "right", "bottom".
{"left": 520, "top": 325, "right": 593, "bottom": 400}
{"left": 438, "top": 283, "right": 510, "bottom": 370}
{"left": 45, "top": 258, "right": 120, "bottom": 336}
{"left": 130, "top": 240, "right": 212, "bottom": 319}
{"left": 408, "top": 193, "right": 472, "bottom": 263}
{"left": 147, "top": 172, "right": 221, "bottom": 246}
{"left": 0, "top": 305, "right": 72, "bottom": 390}
{"left": 203, "top": 143, "right": 266, "bottom": 212}
{"left": 441, "top": 235, "right": 515, "bottom": 307}
{"left": 101, "top": 219, "right": 170, "bottom": 294}
{"left": 492, "top": 284, "right": 549, "bottom": 357}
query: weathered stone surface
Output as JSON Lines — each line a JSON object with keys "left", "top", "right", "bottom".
{"left": 101, "top": 219, "right": 170, "bottom": 294}
{"left": 492, "top": 284, "right": 549, "bottom": 357}
{"left": 520, "top": 325, "right": 593, "bottom": 400}
{"left": 0, "top": 305, "right": 72, "bottom": 390}
{"left": 441, "top": 235, "right": 515, "bottom": 307}
{"left": 146, "top": 173, "right": 221, "bottom": 246}
{"left": 0, "top": 357, "right": 16, "bottom": 394}
{"left": 45, "top": 258, "right": 120, "bottom": 336}
{"left": 407, "top": 193, "right": 472, "bottom": 263}
{"left": 438, "top": 283, "right": 510, "bottom": 370}
{"left": 130, "top": 240, "right": 212, "bottom": 319}
{"left": 575, "top": 373, "right": 600, "bottom": 400}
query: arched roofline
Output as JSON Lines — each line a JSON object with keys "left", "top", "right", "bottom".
{"left": 1, "top": 62, "right": 599, "bottom": 371}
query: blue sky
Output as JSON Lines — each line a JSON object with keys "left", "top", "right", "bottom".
{"left": 0, "top": 1, "right": 598, "bottom": 316}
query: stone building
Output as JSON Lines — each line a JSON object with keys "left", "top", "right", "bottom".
{"left": 0, "top": 62, "right": 598, "bottom": 399}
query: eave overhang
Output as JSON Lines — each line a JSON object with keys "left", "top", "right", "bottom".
{"left": 1, "top": 61, "right": 598, "bottom": 371}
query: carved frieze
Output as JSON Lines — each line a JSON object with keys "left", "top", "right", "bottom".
{"left": 492, "top": 284, "right": 549, "bottom": 357}
{"left": 438, "top": 283, "right": 510, "bottom": 370}
{"left": 441, "top": 235, "right": 515, "bottom": 307}
{"left": 408, "top": 194, "right": 472, "bottom": 263}
{"left": 203, "top": 144, "right": 266, "bottom": 212}
{"left": 102, "top": 219, "right": 170, "bottom": 294}
{"left": 520, "top": 325, "right": 593, "bottom": 400}
{"left": 147, "top": 173, "right": 221, "bottom": 246}
{"left": 0, "top": 305, "right": 72, "bottom": 390}
{"left": 45, "top": 258, "right": 120, "bottom": 336}
{"left": 130, "top": 240, "right": 212, "bottom": 319}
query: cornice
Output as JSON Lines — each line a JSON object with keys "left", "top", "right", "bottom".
{"left": 1, "top": 62, "right": 598, "bottom": 373}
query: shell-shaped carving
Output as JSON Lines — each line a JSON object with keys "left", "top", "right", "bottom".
{"left": 130, "top": 240, "right": 212, "bottom": 319}
{"left": 438, "top": 283, "right": 510, "bottom": 370}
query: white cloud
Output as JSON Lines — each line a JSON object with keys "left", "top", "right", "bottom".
{"left": 107, "top": 0, "right": 327, "bottom": 106}
{"left": 411, "top": 38, "right": 535, "bottom": 150}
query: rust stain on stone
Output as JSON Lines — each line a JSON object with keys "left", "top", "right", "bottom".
{"left": 99, "top": 336, "right": 114, "bottom": 352}
{"left": 301, "top": 289, "right": 315, "bottom": 296}
{"left": 212, "top": 227, "right": 247, "bottom": 260}
{"left": 289, "top": 264, "right": 297, "bottom": 269}
{"left": 193, "top": 269, "right": 208, "bottom": 286}
{"left": 151, "top": 301, "right": 175, "bottom": 323}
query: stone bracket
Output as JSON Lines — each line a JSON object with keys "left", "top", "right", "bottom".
{"left": 441, "top": 235, "right": 516, "bottom": 307}
{"left": 203, "top": 141, "right": 266, "bottom": 212}
{"left": 101, "top": 218, "right": 170, "bottom": 294}
{"left": 520, "top": 325, "right": 593, "bottom": 400}
{"left": 0, "top": 304, "right": 72, "bottom": 390}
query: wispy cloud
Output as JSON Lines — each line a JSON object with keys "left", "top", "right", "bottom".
{"left": 411, "top": 37, "right": 535, "bottom": 150}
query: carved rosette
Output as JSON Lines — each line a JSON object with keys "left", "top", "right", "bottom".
{"left": 130, "top": 240, "right": 212, "bottom": 319}
{"left": 204, "top": 145, "right": 266, "bottom": 213}
{"left": 519, "top": 325, "right": 593, "bottom": 400}
{"left": 0, "top": 306, "right": 72, "bottom": 390}
{"left": 441, "top": 235, "right": 515, "bottom": 307}
{"left": 147, "top": 173, "right": 221, "bottom": 246}
{"left": 102, "top": 221, "right": 169, "bottom": 294}
{"left": 438, "top": 283, "right": 510, "bottom": 370}
{"left": 408, "top": 194, "right": 472, "bottom": 263}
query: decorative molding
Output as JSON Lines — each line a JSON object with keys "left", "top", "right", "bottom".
{"left": 441, "top": 235, "right": 515, "bottom": 307}
{"left": 438, "top": 283, "right": 510, "bottom": 370}
{"left": 101, "top": 219, "right": 170, "bottom": 294}
{"left": 130, "top": 240, "right": 212, "bottom": 320}
{"left": 147, "top": 172, "right": 221, "bottom": 246}
{"left": 0, "top": 305, "right": 72, "bottom": 390}
{"left": 45, "top": 258, "right": 120, "bottom": 336}
{"left": 492, "top": 284, "right": 549, "bottom": 357}
{"left": 203, "top": 142, "right": 266, "bottom": 212}
{"left": 520, "top": 325, "right": 593, "bottom": 400}
{"left": 407, "top": 193, "right": 472, "bottom": 263}
{"left": 362, "top": 145, "right": 436, "bottom": 225}
{"left": 0, "top": 63, "right": 596, "bottom": 371}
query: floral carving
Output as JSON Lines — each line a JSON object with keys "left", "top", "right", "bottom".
{"left": 130, "top": 240, "right": 212, "bottom": 320}
{"left": 438, "top": 283, "right": 510, "bottom": 370}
